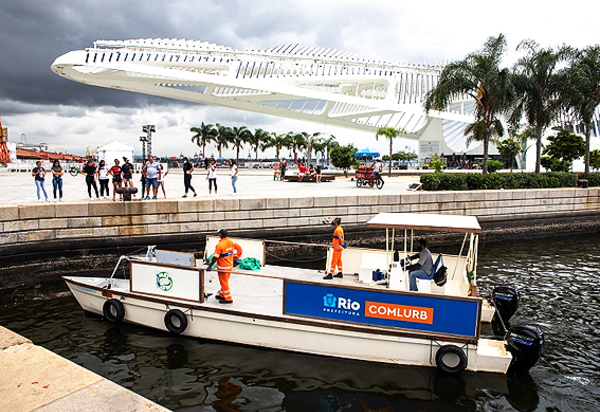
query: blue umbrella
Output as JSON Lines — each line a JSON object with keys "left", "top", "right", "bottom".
{"left": 354, "top": 148, "right": 380, "bottom": 158}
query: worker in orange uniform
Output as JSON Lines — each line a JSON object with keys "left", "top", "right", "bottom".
{"left": 207, "top": 228, "right": 235, "bottom": 304}
{"left": 324, "top": 217, "right": 345, "bottom": 279}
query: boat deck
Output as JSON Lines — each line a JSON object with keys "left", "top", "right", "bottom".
{"left": 202, "top": 264, "right": 369, "bottom": 316}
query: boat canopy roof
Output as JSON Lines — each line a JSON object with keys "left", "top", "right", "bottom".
{"left": 366, "top": 213, "right": 481, "bottom": 234}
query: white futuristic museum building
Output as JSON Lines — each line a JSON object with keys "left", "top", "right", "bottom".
{"left": 51, "top": 38, "right": 599, "bottom": 168}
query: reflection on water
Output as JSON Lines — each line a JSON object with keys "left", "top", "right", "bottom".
{"left": 2, "top": 233, "right": 600, "bottom": 411}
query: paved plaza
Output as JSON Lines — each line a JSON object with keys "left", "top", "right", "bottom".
{"left": 0, "top": 167, "right": 420, "bottom": 205}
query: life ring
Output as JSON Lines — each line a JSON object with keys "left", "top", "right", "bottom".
{"left": 103, "top": 299, "right": 125, "bottom": 323}
{"left": 164, "top": 309, "right": 188, "bottom": 334}
{"left": 435, "top": 345, "right": 468, "bottom": 375}
{"left": 233, "top": 243, "right": 243, "bottom": 260}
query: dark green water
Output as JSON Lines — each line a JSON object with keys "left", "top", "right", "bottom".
{"left": 1, "top": 233, "right": 600, "bottom": 411}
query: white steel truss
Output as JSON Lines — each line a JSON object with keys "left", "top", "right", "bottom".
{"left": 51, "top": 38, "right": 477, "bottom": 143}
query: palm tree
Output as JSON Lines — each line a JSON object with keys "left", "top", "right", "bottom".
{"left": 511, "top": 40, "right": 569, "bottom": 173}
{"left": 312, "top": 140, "right": 326, "bottom": 165}
{"left": 213, "top": 123, "right": 233, "bottom": 158}
{"left": 424, "top": 34, "right": 515, "bottom": 174}
{"left": 561, "top": 45, "right": 600, "bottom": 175}
{"left": 375, "top": 126, "right": 403, "bottom": 176}
{"left": 286, "top": 131, "right": 306, "bottom": 163}
{"left": 229, "top": 126, "right": 252, "bottom": 163}
{"left": 264, "top": 132, "right": 291, "bottom": 159}
{"left": 190, "top": 122, "right": 216, "bottom": 158}
{"left": 247, "top": 128, "right": 270, "bottom": 160}
{"left": 300, "top": 132, "right": 324, "bottom": 166}
{"left": 320, "top": 135, "right": 338, "bottom": 166}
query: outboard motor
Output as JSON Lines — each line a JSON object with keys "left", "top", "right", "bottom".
{"left": 490, "top": 286, "right": 519, "bottom": 335}
{"left": 506, "top": 324, "right": 544, "bottom": 376}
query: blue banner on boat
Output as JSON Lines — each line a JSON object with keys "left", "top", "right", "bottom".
{"left": 284, "top": 281, "right": 480, "bottom": 339}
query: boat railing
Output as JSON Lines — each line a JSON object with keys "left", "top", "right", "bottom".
{"left": 108, "top": 245, "right": 157, "bottom": 288}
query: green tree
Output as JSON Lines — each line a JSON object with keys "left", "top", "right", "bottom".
{"left": 286, "top": 132, "right": 306, "bottom": 163}
{"left": 330, "top": 144, "right": 359, "bottom": 177}
{"left": 264, "top": 132, "right": 290, "bottom": 160}
{"left": 190, "top": 122, "right": 216, "bottom": 158}
{"left": 397, "top": 148, "right": 418, "bottom": 162}
{"left": 375, "top": 126, "right": 404, "bottom": 177}
{"left": 424, "top": 34, "right": 515, "bottom": 174}
{"left": 312, "top": 140, "right": 326, "bottom": 165}
{"left": 229, "top": 126, "right": 252, "bottom": 163}
{"left": 590, "top": 149, "right": 600, "bottom": 171}
{"left": 430, "top": 155, "right": 444, "bottom": 173}
{"left": 213, "top": 123, "right": 233, "bottom": 158}
{"left": 496, "top": 138, "right": 521, "bottom": 172}
{"left": 541, "top": 128, "right": 585, "bottom": 172}
{"left": 511, "top": 40, "right": 569, "bottom": 173}
{"left": 321, "top": 135, "right": 338, "bottom": 166}
{"left": 247, "top": 128, "right": 270, "bottom": 160}
{"left": 561, "top": 45, "right": 600, "bottom": 174}
{"left": 512, "top": 125, "right": 537, "bottom": 171}
{"left": 300, "top": 132, "right": 324, "bottom": 166}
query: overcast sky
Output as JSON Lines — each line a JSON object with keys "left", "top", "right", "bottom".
{"left": 1, "top": 0, "right": 598, "bottom": 158}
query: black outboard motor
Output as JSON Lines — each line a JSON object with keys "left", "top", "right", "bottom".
{"left": 490, "top": 286, "right": 519, "bottom": 335}
{"left": 506, "top": 324, "right": 544, "bottom": 376}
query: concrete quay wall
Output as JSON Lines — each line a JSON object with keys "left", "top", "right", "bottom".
{"left": 1, "top": 187, "right": 599, "bottom": 259}
{"left": 0, "top": 326, "right": 169, "bottom": 412}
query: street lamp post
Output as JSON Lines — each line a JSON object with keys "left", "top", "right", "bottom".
{"left": 142, "top": 125, "right": 156, "bottom": 158}
{"left": 139, "top": 136, "right": 147, "bottom": 160}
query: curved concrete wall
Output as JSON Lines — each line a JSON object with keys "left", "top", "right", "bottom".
{"left": 2, "top": 187, "right": 599, "bottom": 258}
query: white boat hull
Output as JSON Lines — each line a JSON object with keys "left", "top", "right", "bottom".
{"left": 64, "top": 276, "right": 511, "bottom": 374}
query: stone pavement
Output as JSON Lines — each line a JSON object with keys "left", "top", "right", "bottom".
{"left": 0, "top": 326, "right": 170, "bottom": 412}
{"left": 0, "top": 167, "right": 420, "bottom": 205}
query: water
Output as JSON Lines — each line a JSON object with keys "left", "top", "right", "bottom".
{"left": 2, "top": 233, "right": 600, "bottom": 411}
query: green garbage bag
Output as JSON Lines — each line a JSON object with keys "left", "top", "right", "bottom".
{"left": 238, "top": 257, "right": 262, "bottom": 271}
{"left": 206, "top": 254, "right": 217, "bottom": 270}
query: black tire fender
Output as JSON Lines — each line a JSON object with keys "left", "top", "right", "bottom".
{"left": 164, "top": 309, "right": 188, "bottom": 334}
{"left": 102, "top": 299, "right": 125, "bottom": 323}
{"left": 435, "top": 345, "right": 468, "bottom": 375}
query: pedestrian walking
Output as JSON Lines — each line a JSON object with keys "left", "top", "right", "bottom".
{"left": 207, "top": 158, "right": 218, "bottom": 196}
{"left": 230, "top": 159, "right": 238, "bottom": 195}
{"left": 182, "top": 157, "right": 197, "bottom": 197}
{"left": 80, "top": 159, "right": 99, "bottom": 199}
{"left": 31, "top": 160, "right": 48, "bottom": 201}
{"left": 97, "top": 160, "right": 110, "bottom": 199}
{"left": 50, "top": 159, "right": 64, "bottom": 201}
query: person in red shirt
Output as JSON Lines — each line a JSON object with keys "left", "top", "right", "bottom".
{"left": 298, "top": 162, "right": 307, "bottom": 181}
{"left": 324, "top": 217, "right": 345, "bottom": 279}
{"left": 109, "top": 159, "right": 123, "bottom": 201}
{"left": 207, "top": 228, "right": 235, "bottom": 303}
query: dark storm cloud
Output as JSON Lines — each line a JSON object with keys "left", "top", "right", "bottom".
{"left": 0, "top": 0, "right": 390, "bottom": 120}
{"left": 0, "top": 0, "right": 237, "bottom": 115}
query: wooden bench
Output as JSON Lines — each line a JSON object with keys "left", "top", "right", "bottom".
{"left": 283, "top": 175, "right": 335, "bottom": 182}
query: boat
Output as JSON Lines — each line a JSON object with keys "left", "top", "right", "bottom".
{"left": 63, "top": 212, "right": 543, "bottom": 375}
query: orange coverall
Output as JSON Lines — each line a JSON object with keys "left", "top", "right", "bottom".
{"left": 215, "top": 237, "right": 235, "bottom": 301}
{"left": 329, "top": 225, "right": 344, "bottom": 275}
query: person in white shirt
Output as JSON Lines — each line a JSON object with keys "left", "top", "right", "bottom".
{"left": 207, "top": 158, "right": 218, "bottom": 196}
{"left": 97, "top": 160, "right": 110, "bottom": 199}
{"left": 143, "top": 156, "right": 162, "bottom": 199}
{"left": 371, "top": 159, "right": 384, "bottom": 185}
{"left": 230, "top": 159, "right": 238, "bottom": 195}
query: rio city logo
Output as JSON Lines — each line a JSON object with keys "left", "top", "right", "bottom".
{"left": 322, "top": 293, "right": 361, "bottom": 317}
{"left": 156, "top": 272, "right": 173, "bottom": 292}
